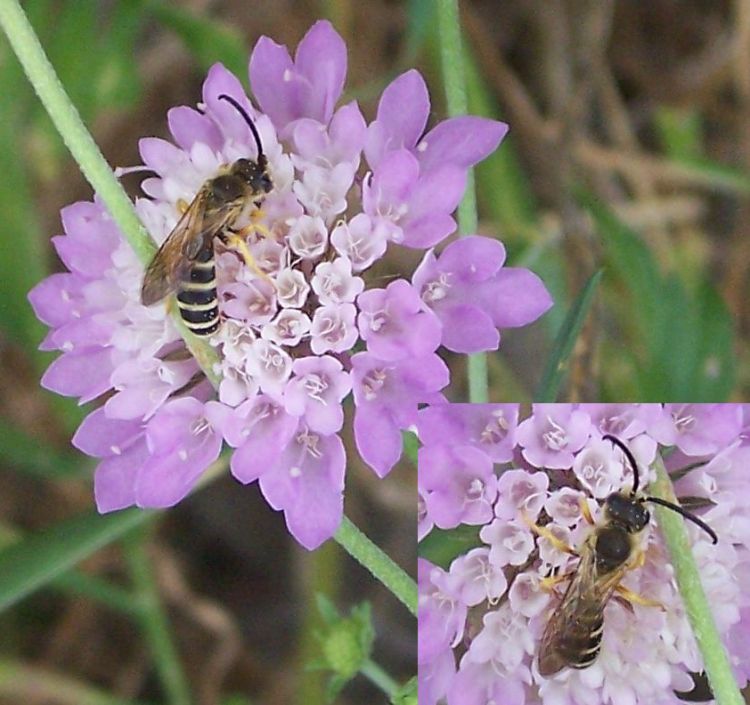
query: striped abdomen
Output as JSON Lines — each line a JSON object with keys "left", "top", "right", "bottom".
{"left": 552, "top": 610, "right": 604, "bottom": 670}
{"left": 176, "top": 245, "right": 220, "bottom": 336}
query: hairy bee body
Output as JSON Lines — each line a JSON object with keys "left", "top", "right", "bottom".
{"left": 140, "top": 95, "right": 272, "bottom": 336}
{"left": 536, "top": 435, "right": 717, "bottom": 677}
{"left": 537, "top": 522, "right": 642, "bottom": 676}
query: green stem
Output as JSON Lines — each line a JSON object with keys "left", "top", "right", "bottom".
{"left": 437, "top": 0, "right": 487, "bottom": 403}
{"left": 0, "top": 0, "right": 221, "bottom": 387}
{"left": 650, "top": 457, "right": 743, "bottom": 705}
{"left": 359, "top": 659, "right": 399, "bottom": 697}
{"left": 333, "top": 516, "right": 417, "bottom": 617}
{"left": 123, "top": 529, "right": 192, "bottom": 705}
{"left": 54, "top": 571, "right": 142, "bottom": 617}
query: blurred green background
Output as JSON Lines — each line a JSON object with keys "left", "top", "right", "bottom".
{"left": 1, "top": 0, "right": 749, "bottom": 703}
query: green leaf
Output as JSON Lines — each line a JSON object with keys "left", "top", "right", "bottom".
{"left": 417, "top": 524, "right": 481, "bottom": 569}
{"left": 654, "top": 107, "right": 703, "bottom": 161}
{"left": 0, "top": 508, "right": 154, "bottom": 612}
{"left": 0, "top": 34, "right": 45, "bottom": 349}
{"left": 145, "top": 1, "right": 248, "bottom": 80}
{"left": 401, "top": 430, "right": 418, "bottom": 465}
{"left": 583, "top": 192, "right": 735, "bottom": 401}
{"left": 535, "top": 269, "right": 603, "bottom": 402}
{"left": 690, "top": 280, "right": 735, "bottom": 400}
{"left": 463, "top": 48, "right": 538, "bottom": 235}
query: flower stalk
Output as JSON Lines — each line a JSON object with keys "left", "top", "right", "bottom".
{"left": 0, "top": 0, "right": 221, "bottom": 387}
{"left": 650, "top": 456, "right": 744, "bottom": 705}
{"left": 123, "top": 528, "right": 192, "bottom": 705}
{"left": 334, "top": 516, "right": 417, "bottom": 617}
{"left": 436, "top": 0, "right": 488, "bottom": 402}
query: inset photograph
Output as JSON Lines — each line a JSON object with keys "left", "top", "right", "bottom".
{"left": 418, "top": 403, "right": 749, "bottom": 705}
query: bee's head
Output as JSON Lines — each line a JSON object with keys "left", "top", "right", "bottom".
{"left": 604, "top": 492, "right": 650, "bottom": 534}
{"left": 233, "top": 157, "right": 273, "bottom": 198}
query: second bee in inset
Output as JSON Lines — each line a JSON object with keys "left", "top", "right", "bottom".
{"left": 534, "top": 435, "right": 717, "bottom": 676}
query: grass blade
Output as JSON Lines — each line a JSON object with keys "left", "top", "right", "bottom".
{"left": 535, "top": 269, "right": 602, "bottom": 401}
{"left": 0, "top": 508, "right": 153, "bottom": 612}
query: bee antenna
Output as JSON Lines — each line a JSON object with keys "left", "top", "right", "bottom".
{"left": 217, "top": 94, "right": 265, "bottom": 164}
{"left": 643, "top": 496, "right": 718, "bottom": 544}
{"left": 602, "top": 434, "right": 641, "bottom": 495}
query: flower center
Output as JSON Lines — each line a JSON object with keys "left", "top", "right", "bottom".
{"left": 480, "top": 410, "right": 510, "bottom": 445}
{"left": 303, "top": 374, "right": 328, "bottom": 403}
{"left": 674, "top": 410, "right": 696, "bottom": 434}
{"left": 422, "top": 273, "right": 452, "bottom": 304}
{"left": 465, "top": 477, "right": 487, "bottom": 504}
{"left": 542, "top": 417, "right": 568, "bottom": 450}
{"left": 362, "top": 368, "right": 388, "bottom": 400}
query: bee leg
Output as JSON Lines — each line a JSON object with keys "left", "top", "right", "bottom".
{"left": 235, "top": 209, "right": 272, "bottom": 240}
{"left": 579, "top": 496, "right": 595, "bottom": 525}
{"left": 176, "top": 198, "right": 190, "bottom": 214}
{"left": 539, "top": 571, "right": 575, "bottom": 592}
{"left": 614, "top": 584, "right": 664, "bottom": 611}
{"left": 521, "top": 511, "right": 579, "bottom": 556}
{"left": 223, "top": 233, "right": 275, "bottom": 287}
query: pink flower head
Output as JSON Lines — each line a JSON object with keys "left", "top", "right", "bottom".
{"left": 29, "top": 21, "right": 549, "bottom": 549}
{"left": 413, "top": 236, "right": 553, "bottom": 354}
{"left": 418, "top": 403, "right": 750, "bottom": 705}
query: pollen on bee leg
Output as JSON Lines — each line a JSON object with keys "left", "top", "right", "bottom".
{"left": 579, "top": 495, "right": 595, "bottom": 525}
{"left": 521, "top": 510, "right": 578, "bottom": 556}
{"left": 225, "top": 234, "right": 275, "bottom": 287}
{"left": 539, "top": 571, "right": 574, "bottom": 592}
{"left": 236, "top": 213, "right": 272, "bottom": 241}
{"left": 615, "top": 583, "right": 664, "bottom": 610}
{"left": 176, "top": 198, "right": 190, "bottom": 214}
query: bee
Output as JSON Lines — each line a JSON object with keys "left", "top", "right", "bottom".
{"left": 140, "top": 93, "right": 273, "bottom": 336}
{"left": 536, "top": 434, "right": 717, "bottom": 677}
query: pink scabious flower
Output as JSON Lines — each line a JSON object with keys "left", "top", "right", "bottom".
{"left": 29, "top": 21, "right": 552, "bottom": 550}
{"left": 418, "top": 403, "right": 750, "bottom": 705}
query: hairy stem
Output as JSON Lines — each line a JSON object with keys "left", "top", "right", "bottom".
{"left": 333, "top": 516, "right": 417, "bottom": 617}
{"left": 437, "top": 0, "right": 488, "bottom": 402}
{"left": 0, "top": 0, "right": 221, "bottom": 386}
{"left": 651, "top": 456, "right": 743, "bottom": 705}
{"left": 360, "top": 658, "right": 400, "bottom": 697}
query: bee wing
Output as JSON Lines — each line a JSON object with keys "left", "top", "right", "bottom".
{"left": 537, "top": 541, "right": 626, "bottom": 676}
{"left": 140, "top": 189, "right": 231, "bottom": 306}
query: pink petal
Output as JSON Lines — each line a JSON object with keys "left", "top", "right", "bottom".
{"left": 73, "top": 408, "right": 143, "bottom": 458}
{"left": 408, "top": 166, "right": 466, "bottom": 220}
{"left": 202, "top": 63, "right": 257, "bottom": 143}
{"left": 295, "top": 20, "right": 347, "bottom": 124}
{"left": 168, "top": 105, "right": 223, "bottom": 152}
{"left": 478, "top": 268, "right": 553, "bottom": 328}
{"left": 354, "top": 406, "right": 402, "bottom": 478}
{"left": 438, "top": 303, "right": 500, "bottom": 354}
{"left": 365, "top": 69, "right": 430, "bottom": 168}
{"left": 401, "top": 213, "right": 456, "bottom": 249}
{"left": 94, "top": 440, "right": 149, "bottom": 512}
{"left": 28, "top": 273, "right": 85, "bottom": 327}
{"left": 438, "top": 235, "right": 506, "bottom": 281}
{"left": 249, "top": 35, "right": 296, "bottom": 128}
{"left": 418, "top": 116, "right": 508, "bottom": 173}
{"left": 41, "top": 348, "right": 113, "bottom": 403}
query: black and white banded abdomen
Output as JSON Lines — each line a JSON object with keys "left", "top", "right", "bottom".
{"left": 550, "top": 610, "right": 604, "bottom": 672}
{"left": 176, "top": 246, "right": 220, "bottom": 336}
